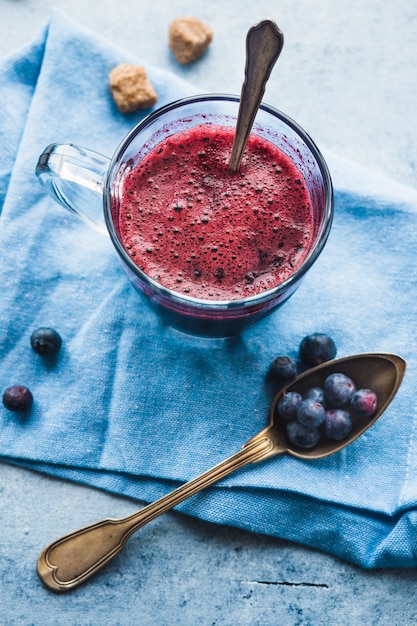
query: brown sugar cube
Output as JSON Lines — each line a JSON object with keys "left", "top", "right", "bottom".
{"left": 169, "top": 16, "right": 213, "bottom": 65}
{"left": 109, "top": 63, "right": 158, "bottom": 114}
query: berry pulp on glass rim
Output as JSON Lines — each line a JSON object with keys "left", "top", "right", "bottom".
{"left": 118, "top": 124, "right": 314, "bottom": 300}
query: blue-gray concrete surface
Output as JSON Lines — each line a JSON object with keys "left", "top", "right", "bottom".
{"left": 1, "top": 1, "right": 417, "bottom": 624}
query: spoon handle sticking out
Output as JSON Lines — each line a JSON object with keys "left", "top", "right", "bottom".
{"left": 229, "top": 20, "right": 284, "bottom": 171}
{"left": 37, "top": 434, "right": 279, "bottom": 592}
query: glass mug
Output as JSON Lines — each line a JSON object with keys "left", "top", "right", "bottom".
{"left": 36, "top": 94, "right": 333, "bottom": 337}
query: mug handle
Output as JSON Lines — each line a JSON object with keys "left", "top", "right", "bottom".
{"left": 36, "top": 143, "right": 110, "bottom": 234}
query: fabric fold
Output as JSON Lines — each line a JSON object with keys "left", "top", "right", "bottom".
{"left": 0, "top": 24, "right": 48, "bottom": 213}
{"left": 0, "top": 10, "right": 417, "bottom": 569}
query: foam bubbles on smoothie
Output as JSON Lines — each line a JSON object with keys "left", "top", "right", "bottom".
{"left": 118, "top": 125, "right": 314, "bottom": 300}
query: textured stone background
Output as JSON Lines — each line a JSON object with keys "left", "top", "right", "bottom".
{"left": 1, "top": 1, "right": 417, "bottom": 624}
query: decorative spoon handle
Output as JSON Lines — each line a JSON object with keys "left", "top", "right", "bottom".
{"left": 229, "top": 20, "right": 284, "bottom": 171}
{"left": 37, "top": 436, "right": 277, "bottom": 592}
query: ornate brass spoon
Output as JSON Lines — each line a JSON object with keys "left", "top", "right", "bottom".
{"left": 229, "top": 19, "right": 284, "bottom": 171}
{"left": 37, "top": 353, "right": 405, "bottom": 592}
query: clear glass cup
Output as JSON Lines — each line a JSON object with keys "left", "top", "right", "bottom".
{"left": 36, "top": 94, "right": 333, "bottom": 337}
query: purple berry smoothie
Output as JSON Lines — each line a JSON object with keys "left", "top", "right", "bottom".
{"left": 118, "top": 124, "right": 314, "bottom": 301}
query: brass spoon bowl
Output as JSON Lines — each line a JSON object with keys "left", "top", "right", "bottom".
{"left": 37, "top": 353, "right": 405, "bottom": 592}
{"left": 262, "top": 352, "right": 406, "bottom": 460}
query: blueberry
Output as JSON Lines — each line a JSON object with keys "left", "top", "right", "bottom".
{"left": 351, "top": 388, "right": 377, "bottom": 418}
{"left": 303, "top": 387, "right": 326, "bottom": 406}
{"left": 299, "top": 333, "right": 336, "bottom": 367}
{"left": 277, "top": 391, "right": 302, "bottom": 421}
{"left": 30, "top": 327, "right": 62, "bottom": 356}
{"left": 2, "top": 385, "right": 33, "bottom": 412}
{"left": 286, "top": 420, "right": 321, "bottom": 449}
{"left": 324, "top": 373, "right": 356, "bottom": 407}
{"left": 323, "top": 409, "right": 353, "bottom": 440}
{"left": 269, "top": 355, "right": 297, "bottom": 383}
{"left": 297, "top": 398, "right": 326, "bottom": 428}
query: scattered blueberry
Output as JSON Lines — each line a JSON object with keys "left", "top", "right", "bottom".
{"left": 351, "top": 388, "right": 377, "bottom": 418}
{"left": 286, "top": 420, "right": 321, "bottom": 449}
{"left": 303, "top": 386, "right": 326, "bottom": 406}
{"left": 297, "top": 398, "right": 326, "bottom": 428}
{"left": 324, "top": 373, "right": 356, "bottom": 408}
{"left": 269, "top": 355, "right": 298, "bottom": 383}
{"left": 30, "top": 327, "right": 62, "bottom": 356}
{"left": 323, "top": 409, "right": 353, "bottom": 440}
{"left": 299, "top": 333, "right": 337, "bottom": 367}
{"left": 2, "top": 385, "right": 33, "bottom": 412}
{"left": 277, "top": 392, "right": 302, "bottom": 421}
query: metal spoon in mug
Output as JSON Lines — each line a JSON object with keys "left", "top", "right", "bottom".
{"left": 229, "top": 19, "right": 284, "bottom": 171}
{"left": 37, "top": 352, "right": 405, "bottom": 592}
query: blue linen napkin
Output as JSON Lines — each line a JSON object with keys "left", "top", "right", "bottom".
{"left": 1, "top": 11, "right": 417, "bottom": 570}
